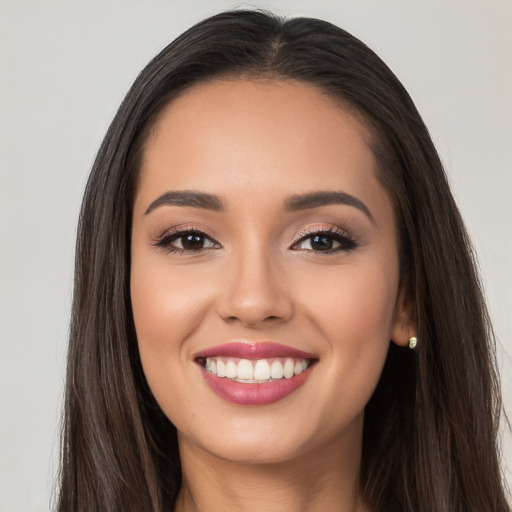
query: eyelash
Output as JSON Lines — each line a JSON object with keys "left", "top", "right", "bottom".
{"left": 153, "top": 226, "right": 220, "bottom": 255}
{"left": 153, "top": 226, "right": 358, "bottom": 255}
{"left": 292, "top": 226, "right": 358, "bottom": 254}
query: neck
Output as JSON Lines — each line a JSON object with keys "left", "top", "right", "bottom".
{"left": 174, "top": 422, "right": 369, "bottom": 512}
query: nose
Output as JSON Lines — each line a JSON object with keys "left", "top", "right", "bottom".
{"left": 216, "top": 246, "right": 294, "bottom": 329}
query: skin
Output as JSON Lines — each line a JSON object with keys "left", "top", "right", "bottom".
{"left": 130, "top": 79, "right": 415, "bottom": 512}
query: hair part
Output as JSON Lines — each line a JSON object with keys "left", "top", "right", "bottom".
{"left": 58, "top": 9, "right": 509, "bottom": 511}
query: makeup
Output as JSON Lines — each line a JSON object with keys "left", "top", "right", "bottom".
{"left": 195, "top": 342, "right": 318, "bottom": 405}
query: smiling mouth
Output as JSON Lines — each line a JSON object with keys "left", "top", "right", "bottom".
{"left": 194, "top": 341, "right": 318, "bottom": 405}
{"left": 198, "top": 356, "right": 313, "bottom": 383}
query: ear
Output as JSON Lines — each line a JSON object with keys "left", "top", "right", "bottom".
{"left": 391, "top": 278, "right": 417, "bottom": 348}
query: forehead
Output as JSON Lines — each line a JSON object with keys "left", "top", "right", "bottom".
{"left": 137, "top": 79, "right": 384, "bottom": 212}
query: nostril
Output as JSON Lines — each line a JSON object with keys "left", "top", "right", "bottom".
{"left": 216, "top": 269, "right": 295, "bottom": 327}
{"left": 223, "top": 313, "right": 288, "bottom": 326}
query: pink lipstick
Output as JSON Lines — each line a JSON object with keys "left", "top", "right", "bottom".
{"left": 196, "top": 341, "right": 317, "bottom": 360}
{"left": 195, "top": 341, "right": 317, "bottom": 406}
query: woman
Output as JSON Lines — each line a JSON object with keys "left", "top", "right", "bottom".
{"left": 57, "top": 9, "right": 510, "bottom": 512}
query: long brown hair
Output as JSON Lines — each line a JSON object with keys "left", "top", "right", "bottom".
{"left": 57, "top": 9, "right": 509, "bottom": 511}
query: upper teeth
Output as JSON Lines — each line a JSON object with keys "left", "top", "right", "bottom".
{"left": 205, "top": 357, "right": 310, "bottom": 382}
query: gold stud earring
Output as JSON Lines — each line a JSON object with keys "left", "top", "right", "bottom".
{"left": 409, "top": 336, "right": 418, "bottom": 349}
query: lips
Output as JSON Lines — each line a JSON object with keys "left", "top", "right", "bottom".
{"left": 195, "top": 341, "right": 318, "bottom": 406}
{"left": 196, "top": 341, "right": 317, "bottom": 360}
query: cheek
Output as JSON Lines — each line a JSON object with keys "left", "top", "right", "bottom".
{"left": 130, "top": 256, "right": 218, "bottom": 425}
{"left": 300, "top": 258, "right": 398, "bottom": 342}
{"left": 296, "top": 261, "right": 397, "bottom": 417}
{"left": 131, "top": 257, "right": 213, "bottom": 351}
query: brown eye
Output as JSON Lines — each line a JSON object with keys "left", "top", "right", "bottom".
{"left": 155, "top": 230, "right": 219, "bottom": 253}
{"left": 180, "top": 233, "right": 207, "bottom": 250}
{"left": 310, "top": 234, "right": 334, "bottom": 251}
{"left": 292, "top": 228, "right": 357, "bottom": 253}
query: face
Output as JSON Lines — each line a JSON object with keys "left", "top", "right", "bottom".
{"left": 131, "top": 79, "right": 412, "bottom": 464}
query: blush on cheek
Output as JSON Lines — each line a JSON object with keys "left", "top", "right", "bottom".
{"left": 131, "top": 273, "right": 194, "bottom": 345}
{"left": 314, "top": 267, "right": 397, "bottom": 334}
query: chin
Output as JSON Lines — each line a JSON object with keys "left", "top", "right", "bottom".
{"left": 176, "top": 406, "right": 364, "bottom": 467}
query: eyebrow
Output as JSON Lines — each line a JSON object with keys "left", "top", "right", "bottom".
{"left": 283, "top": 191, "right": 375, "bottom": 224}
{"left": 144, "top": 190, "right": 224, "bottom": 215}
{"left": 144, "top": 189, "right": 375, "bottom": 223}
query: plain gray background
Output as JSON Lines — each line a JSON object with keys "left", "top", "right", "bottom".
{"left": 1, "top": 1, "right": 511, "bottom": 510}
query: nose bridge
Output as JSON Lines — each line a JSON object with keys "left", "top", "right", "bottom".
{"left": 217, "top": 237, "right": 293, "bottom": 327}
